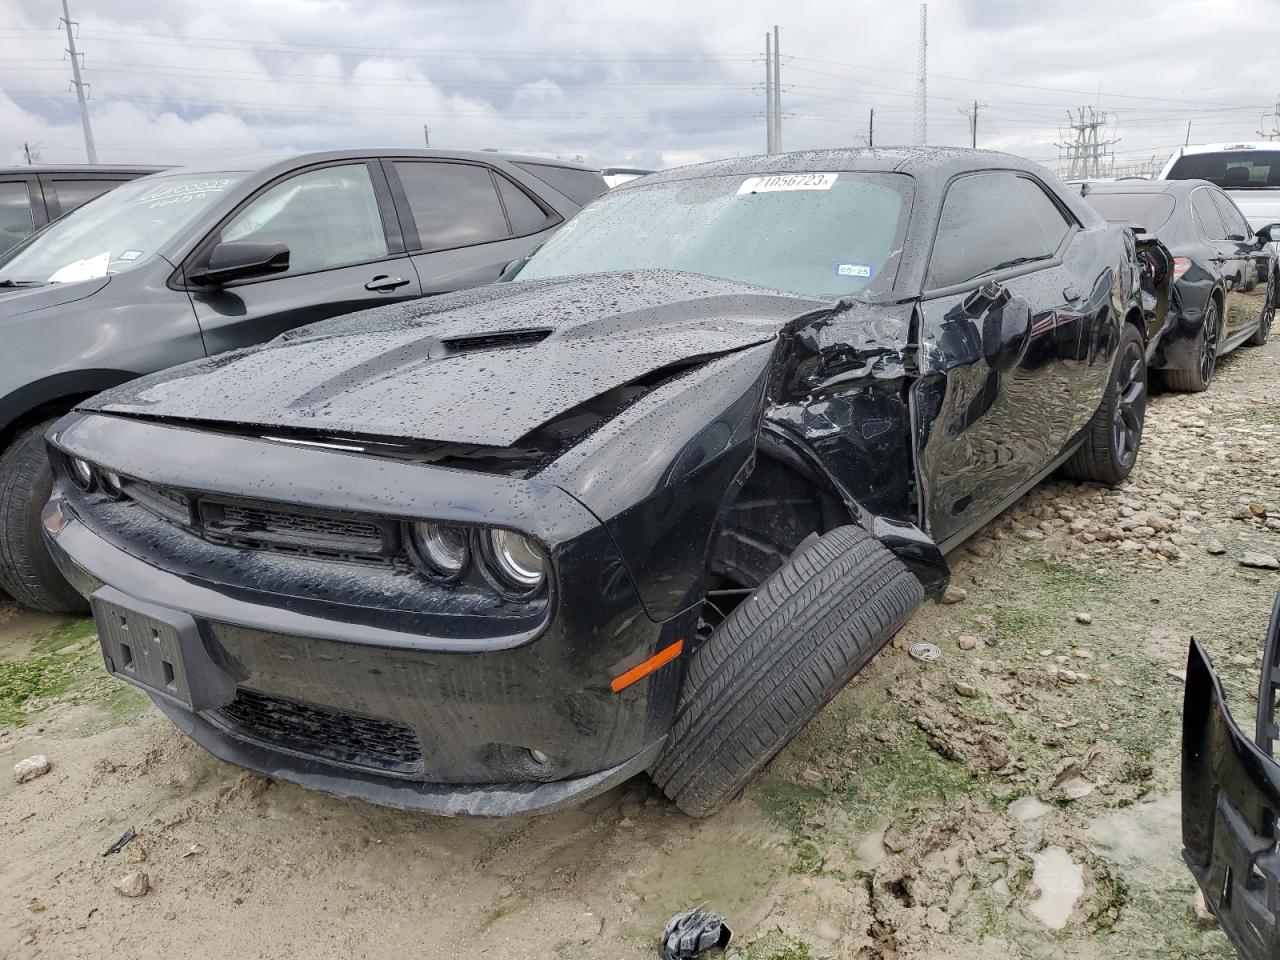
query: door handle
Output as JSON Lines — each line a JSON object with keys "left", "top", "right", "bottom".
{"left": 365, "top": 275, "right": 410, "bottom": 292}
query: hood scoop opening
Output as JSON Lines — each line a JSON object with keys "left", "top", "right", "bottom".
{"left": 438, "top": 328, "right": 552, "bottom": 356}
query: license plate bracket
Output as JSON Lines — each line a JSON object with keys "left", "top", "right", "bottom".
{"left": 91, "top": 586, "right": 236, "bottom": 713}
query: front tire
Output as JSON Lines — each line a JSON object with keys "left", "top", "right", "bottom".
{"left": 1248, "top": 274, "right": 1274, "bottom": 347}
{"left": 0, "top": 419, "right": 87, "bottom": 613}
{"left": 1161, "top": 300, "right": 1218, "bottom": 393}
{"left": 1062, "top": 322, "right": 1146, "bottom": 485}
{"left": 650, "top": 525, "right": 923, "bottom": 818}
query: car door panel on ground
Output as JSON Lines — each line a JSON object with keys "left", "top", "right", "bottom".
{"left": 385, "top": 159, "right": 564, "bottom": 295}
{"left": 187, "top": 160, "right": 423, "bottom": 355}
{"left": 914, "top": 170, "right": 1089, "bottom": 549}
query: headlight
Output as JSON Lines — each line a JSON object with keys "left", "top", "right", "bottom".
{"left": 407, "top": 521, "right": 469, "bottom": 579}
{"left": 68, "top": 456, "right": 94, "bottom": 491}
{"left": 100, "top": 469, "right": 124, "bottom": 499}
{"left": 485, "top": 528, "right": 546, "bottom": 594}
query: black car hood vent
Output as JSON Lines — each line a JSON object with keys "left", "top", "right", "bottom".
{"left": 439, "top": 328, "right": 552, "bottom": 355}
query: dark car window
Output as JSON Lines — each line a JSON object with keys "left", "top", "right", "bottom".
{"left": 514, "top": 171, "right": 913, "bottom": 299}
{"left": 1082, "top": 192, "right": 1177, "bottom": 232}
{"left": 496, "top": 174, "right": 556, "bottom": 236}
{"left": 0, "top": 181, "right": 34, "bottom": 252}
{"left": 1211, "top": 190, "right": 1251, "bottom": 239}
{"left": 395, "top": 162, "right": 511, "bottom": 252}
{"left": 221, "top": 163, "right": 388, "bottom": 274}
{"left": 49, "top": 178, "right": 121, "bottom": 216}
{"left": 926, "top": 172, "right": 1071, "bottom": 290}
{"left": 1166, "top": 150, "right": 1280, "bottom": 189}
{"left": 513, "top": 162, "right": 607, "bottom": 206}
{"left": 1191, "top": 189, "right": 1229, "bottom": 240}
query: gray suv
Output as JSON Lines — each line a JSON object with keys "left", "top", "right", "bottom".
{"left": 0, "top": 149, "right": 604, "bottom": 611}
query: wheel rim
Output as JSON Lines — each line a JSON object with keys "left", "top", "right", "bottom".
{"left": 1200, "top": 304, "right": 1218, "bottom": 385}
{"left": 1112, "top": 339, "right": 1145, "bottom": 468}
{"left": 1261, "top": 278, "right": 1275, "bottom": 342}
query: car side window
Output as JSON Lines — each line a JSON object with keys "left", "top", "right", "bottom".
{"left": 495, "top": 174, "right": 557, "bottom": 236}
{"left": 394, "top": 162, "right": 511, "bottom": 252}
{"left": 49, "top": 178, "right": 120, "bottom": 216}
{"left": 220, "top": 163, "right": 389, "bottom": 275}
{"left": 0, "top": 181, "right": 34, "bottom": 251}
{"left": 1210, "top": 191, "right": 1251, "bottom": 240}
{"left": 1191, "top": 189, "right": 1228, "bottom": 240}
{"left": 926, "top": 172, "right": 1071, "bottom": 290}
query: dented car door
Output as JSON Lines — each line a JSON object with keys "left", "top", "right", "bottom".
{"left": 1183, "top": 595, "right": 1280, "bottom": 960}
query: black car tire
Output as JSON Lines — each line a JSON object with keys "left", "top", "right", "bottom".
{"left": 650, "top": 524, "right": 923, "bottom": 818}
{"left": 1247, "top": 274, "right": 1274, "bottom": 347}
{"left": 1062, "top": 322, "right": 1146, "bottom": 486}
{"left": 1161, "top": 300, "right": 1218, "bottom": 393}
{"left": 0, "top": 419, "right": 87, "bottom": 613}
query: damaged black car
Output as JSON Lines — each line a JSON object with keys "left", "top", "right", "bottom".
{"left": 42, "top": 147, "right": 1173, "bottom": 817}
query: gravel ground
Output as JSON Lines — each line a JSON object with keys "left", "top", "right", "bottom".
{"left": 1, "top": 333, "right": 1277, "bottom": 960}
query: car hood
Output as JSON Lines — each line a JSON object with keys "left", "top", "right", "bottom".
{"left": 82, "top": 270, "right": 833, "bottom": 447}
{"left": 1226, "top": 189, "right": 1280, "bottom": 230}
{"left": 0, "top": 276, "right": 110, "bottom": 318}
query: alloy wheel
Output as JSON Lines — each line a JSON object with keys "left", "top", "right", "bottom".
{"left": 1112, "top": 339, "right": 1145, "bottom": 468}
{"left": 1262, "top": 278, "right": 1276, "bottom": 343}
{"left": 1200, "top": 304, "right": 1218, "bottom": 387}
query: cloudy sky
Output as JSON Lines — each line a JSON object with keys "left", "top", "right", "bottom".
{"left": 1, "top": 0, "right": 1276, "bottom": 175}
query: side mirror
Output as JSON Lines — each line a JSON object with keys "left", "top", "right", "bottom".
{"left": 190, "top": 240, "right": 290, "bottom": 286}
{"left": 1256, "top": 223, "right": 1280, "bottom": 244}
{"left": 980, "top": 289, "right": 1033, "bottom": 374}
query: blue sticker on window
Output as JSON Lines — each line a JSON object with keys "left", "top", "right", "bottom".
{"left": 836, "top": 263, "right": 873, "bottom": 278}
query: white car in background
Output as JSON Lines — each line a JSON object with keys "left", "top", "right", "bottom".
{"left": 1160, "top": 142, "right": 1280, "bottom": 229}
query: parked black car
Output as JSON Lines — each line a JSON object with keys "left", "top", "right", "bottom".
{"left": 43, "top": 147, "right": 1171, "bottom": 817}
{"left": 0, "top": 149, "right": 604, "bottom": 611}
{"left": 0, "top": 165, "right": 165, "bottom": 255}
{"left": 1082, "top": 179, "right": 1276, "bottom": 391}
{"left": 1182, "top": 595, "right": 1280, "bottom": 960}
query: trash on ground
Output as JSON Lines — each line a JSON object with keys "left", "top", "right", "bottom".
{"left": 659, "top": 906, "right": 733, "bottom": 960}
{"left": 908, "top": 642, "right": 942, "bottom": 663}
{"left": 103, "top": 826, "right": 137, "bottom": 857}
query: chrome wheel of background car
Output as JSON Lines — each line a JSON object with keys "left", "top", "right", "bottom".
{"left": 1112, "top": 338, "right": 1145, "bottom": 469}
{"left": 1199, "top": 303, "right": 1218, "bottom": 387}
{"left": 1261, "top": 279, "right": 1275, "bottom": 342}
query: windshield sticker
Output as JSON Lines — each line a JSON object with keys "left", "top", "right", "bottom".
{"left": 117, "top": 250, "right": 143, "bottom": 262}
{"left": 737, "top": 173, "right": 838, "bottom": 195}
{"left": 836, "top": 262, "right": 873, "bottom": 279}
{"left": 48, "top": 251, "right": 110, "bottom": 284}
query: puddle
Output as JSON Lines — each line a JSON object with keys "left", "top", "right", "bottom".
{"left": 1026, "top": 846, "right": 1084, "bottom": 929}
{"left": 1009, "top": 796, "right": 1054, "bottom": 823}
{"left": 1087, "top": 791, "right": 1184, "bottom": 883}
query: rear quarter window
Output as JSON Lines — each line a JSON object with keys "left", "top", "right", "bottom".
{"left": 513, "top": 163, "right": 607, "bottom": 206}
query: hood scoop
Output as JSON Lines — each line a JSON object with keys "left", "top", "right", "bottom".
{"left": 438, "top": 328, "right": 552, "bottom": 356}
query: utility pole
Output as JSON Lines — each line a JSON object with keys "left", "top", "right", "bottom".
{"left": 1184, "top": 119, "right": 1192, "bottom": 147}
{"left": 59, "top": 0, "right": 97, "bottom": 163}
{"left": 423, "top": 124, "right": 430, "bottom": 147}
{"left": 772, "top": 25, "right": 782, "bottom": 153}
{"left": 22, "top": 142, "right": 41, "bottom": 165}
{"left": 959, "top": 100, "right": 986, "bottom": 148}
{"left": 764, "top": 31, "right": 774, "bottom": 154}
{"left": 868, "top": 108, "right": 874, "bottom": 148}
{"left": 912, "top": 4, "right": 928, "bottom": 146}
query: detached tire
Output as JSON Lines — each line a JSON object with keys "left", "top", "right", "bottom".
{"left": 651, "top": 525, "right": 923, "bottom": 818}
{"left": 1062, "top": 322, "right": 1146, "bottom": 486}
{"left": 0, "top": 419, "right": 86, "bottom": 613}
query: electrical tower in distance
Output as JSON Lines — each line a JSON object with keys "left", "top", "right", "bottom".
{"left": 1056, "top": 108, "right": 1119, "bottom": 180}
{"left": 761, "top": 26, "right": 783, "bottom": 155}
{"left": 912, "top": 4, "right": 927, "bottom": 145}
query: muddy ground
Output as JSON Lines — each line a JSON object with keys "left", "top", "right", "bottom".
{"left": 3, "top": 336, "right": 1278, "bottom": 960}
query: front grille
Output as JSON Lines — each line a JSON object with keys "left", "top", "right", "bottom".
{"left": 214, "top": 689, "right": 423, "bottom": 778}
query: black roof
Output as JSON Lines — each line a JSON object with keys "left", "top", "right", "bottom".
{"left": 0, "top": 164, "right": 168, "bottom": 176}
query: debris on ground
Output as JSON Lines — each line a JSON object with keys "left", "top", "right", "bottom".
{"left": 182, "top": 843, "right": 206, "bottom": 858}
{"left": 14, "top": 755, "right": 50, "bottom": 784}
{"left": 659, "top": 906, "right": 732, "bottom": 960}
{"left": 908, "top": 642, "right": 942, "bottom": 663}
{"left": 103, "top": 826, "right": 137, "bottom": 857}
{"left": 113, "top": 871, "right": 149, "bottom": 898}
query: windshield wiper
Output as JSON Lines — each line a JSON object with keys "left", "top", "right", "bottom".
{"left": 961, "top": 256, "right": 1046, "bottom": 285}
{"left": 0, "top": 279, "right": 43, "bottom": 288}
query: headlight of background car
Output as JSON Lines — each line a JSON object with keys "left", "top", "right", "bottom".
{"left": 485, "top": 528, "right": 546, "bottom": 594}
{"left": 407, "top": 521, "right": 469, "bottom": 580}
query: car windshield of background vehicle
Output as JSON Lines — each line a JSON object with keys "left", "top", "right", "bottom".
{"left": 1083, "top": 192, "right": 1177, "bottom": 232}
{"left": 0, "top": 173, "right": 241, "bottom": 284}
{"left": 512, "top": 171, "right": 914, "bottom": 299}
{"left": 1166, "top": 150, "right": 1280, "bottom": 190}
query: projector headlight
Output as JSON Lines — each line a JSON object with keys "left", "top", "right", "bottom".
{"left": 68, "top": 456, "right": 94, "bottom": 491}
{"left": 484, "top": 528, "right": 546, "bottom": 595}
{"left": 407, "top": 521, "right": 469, "bottom": 580}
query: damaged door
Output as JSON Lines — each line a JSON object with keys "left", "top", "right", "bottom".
{"left": 1183, "top": 595, "right": 1280, "bottom": 959}
{"left": 910, "top": 170, "right": 1087, "bottom": 549}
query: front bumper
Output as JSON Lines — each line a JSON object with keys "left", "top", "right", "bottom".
{"left": 1182, "top": 598, "right": 1280, "bottom": 958}
{"left": 44, "top": 414, "right": 692, "bottom": 816}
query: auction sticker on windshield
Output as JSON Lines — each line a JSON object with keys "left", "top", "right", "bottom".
{"left": 737, "top": 173, "right": 838, "bottom": 195}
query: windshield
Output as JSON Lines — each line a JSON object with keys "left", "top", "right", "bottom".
{"left": 1166, "top": 151, "right": 1280, "bottom": 191}
{"left": 1084, "top": 192, "right": 1177, "bottom": 232}
{"left": 512, "top": 171, "right": 913, "bottom": 299}
{"left": 0, "top": 173, "right": 241, "bottom": 283}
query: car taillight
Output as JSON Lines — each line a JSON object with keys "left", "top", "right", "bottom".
{"left": 1172, "top": 257, "right": 1192, "bottom": 280}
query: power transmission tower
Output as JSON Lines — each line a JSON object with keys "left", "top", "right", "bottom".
{"left": 913, "top": 4, "right": 928, "bottom": 146}
{"left": 59, "top": 0, "right": 97, "bottom": 163}
{"left": 1056, "top": 107, "right": 1120, "bottom": 180}
{"left": 958, "top": 100, "right": 987, "bottom": 148}
{"left": 1257, "top": 98, "right": 1280, "bottom": 141}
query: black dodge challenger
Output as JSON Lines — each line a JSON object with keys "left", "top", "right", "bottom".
{"left": 42, "top": 148, "right": 1172, "bottom": 817}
